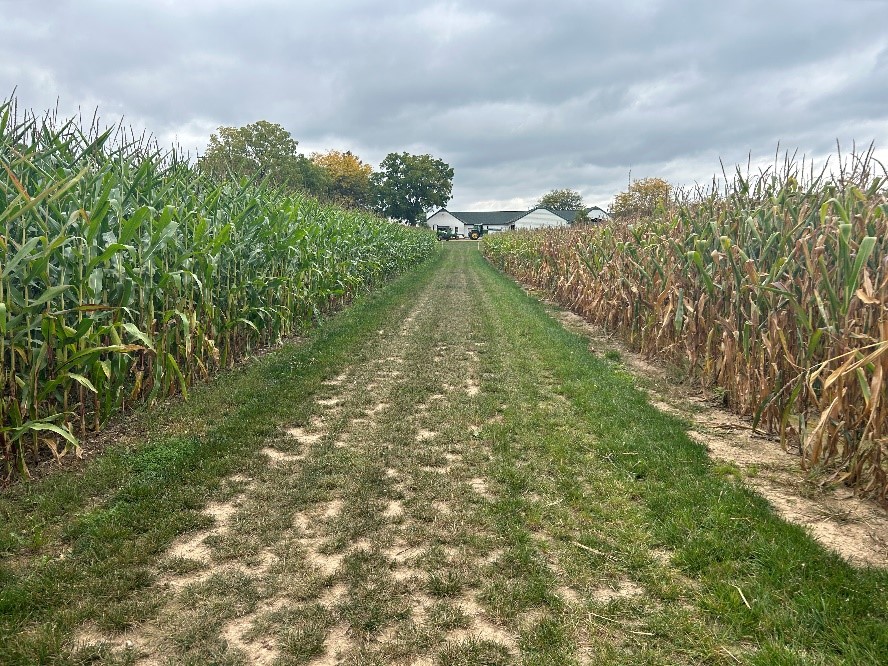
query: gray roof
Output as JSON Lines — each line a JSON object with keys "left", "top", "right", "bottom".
{"left": 447, "top": 211, "right": 526, "bottom": 226}
{"left": 429, "top": 206, "right": 610, "bottom": 226}
{"left": 552, "top": 209, "right": 583, "bottom": 222}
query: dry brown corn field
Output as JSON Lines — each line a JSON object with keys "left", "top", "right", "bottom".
{"left": 483, "top": 152, "right": 888, "bottom": 502}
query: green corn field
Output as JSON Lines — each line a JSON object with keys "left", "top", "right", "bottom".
{"left": 0, "top": 99, "right": 437, "bottom": 479}
{"left": 483, "top": 152, "right": 888, "bottom": 499}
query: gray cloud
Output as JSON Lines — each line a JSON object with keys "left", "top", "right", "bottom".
{"left": 2, "top": 0, "right": 886, "bottom": 210}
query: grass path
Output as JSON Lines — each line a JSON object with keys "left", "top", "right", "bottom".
{"left": 2, "top": 243, "right": 887, "bottom": 665}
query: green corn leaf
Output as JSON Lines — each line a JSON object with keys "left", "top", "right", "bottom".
{"left": 122, "top": 322, "right": 155, "bottom": 350}
{"left": 25, "top": 285, "right": 72, "bottom": 311}
{"left": 11, "top": 420, "right": 78, "bottom": 447}
{"left": 165, "top": 352, "right": 188, "bottom": 399}
{"left": 58, "top": 344, "right": 145, "bottom": 372}
{"left": 849, "top": 236, "right": 876, "bottom": 291}
{"left": 687, "top": 250, "right": 716, "bottom": 294}
{"left": 856, "top": 367, "right": 871, "bottom": 405}
{"left": 1, "top": 236, "right": 42, "bottom": 278}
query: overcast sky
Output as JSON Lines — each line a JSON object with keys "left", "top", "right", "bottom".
{"left": 2, "top": 0, "right": 886, "bottom": 211}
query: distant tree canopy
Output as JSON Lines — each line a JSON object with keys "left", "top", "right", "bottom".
{"left": 200, "top": 125, "right": 455, "bottom": 222}
{"left": 199, "top": 120, "right": 327, "bottom": 193}
{"left": 537, "top": 188, "right": 585, "bottom": 210}
{"left": 311, "top": 150, "right": 373, "bottom": 210}
{"left": 611, "top": 177, "right": 671, "bottom": 219}
{"left": 571, "top": 209, "right": 592, "bottom": 225}
{"left": 371, "top": 152, "right": 454, "bottom": 225}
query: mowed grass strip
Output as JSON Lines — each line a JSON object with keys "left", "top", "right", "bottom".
{"left": 0, "top": 252, "right": 442, "bottom": 665}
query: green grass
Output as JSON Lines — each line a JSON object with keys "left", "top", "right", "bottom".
{"left": 2, "top": 243, "right": 886, "bottom": 665}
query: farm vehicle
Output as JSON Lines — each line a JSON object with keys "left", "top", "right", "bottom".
{"left": 436, "top": 225, "right": 462, "bottom": 240}
{"left": 467, "top": 224, "right": 508, "bottom": 240}
{"left": 467, "top": 224, "right": 486, "bottom": 240}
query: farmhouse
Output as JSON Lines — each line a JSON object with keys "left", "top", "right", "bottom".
{"left": 427, "top": 206, "right": 610, "bottom": 235}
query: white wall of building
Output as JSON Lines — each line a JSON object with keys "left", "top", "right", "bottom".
{"left": 514, "top": 208, "right": 569, "bottom": 230}
{"left": 426, "top": 210, "right": 467, "bottom": 235}
{"left": 588, "top": 207, "right": 611, "bottom": 221}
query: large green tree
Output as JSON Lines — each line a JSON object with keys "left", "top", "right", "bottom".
{"left": 537, "top": 188, "right": 585, "bottom": 210}
{"left": 371, "top": 152, "right": 454, "bottom": 225}
{"left": 199, "top": 120, "right": 328, "bottom": 194}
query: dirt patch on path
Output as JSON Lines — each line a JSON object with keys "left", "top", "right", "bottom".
{"left": 540, "top": 296, "right": 888, "bottom": 569}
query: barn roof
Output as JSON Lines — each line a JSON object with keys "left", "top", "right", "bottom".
{"left": 428, "top": 206, "right": 610, "bottom": 225}
{"left": 447, "top": 211, "right": 525, "bottom": 226}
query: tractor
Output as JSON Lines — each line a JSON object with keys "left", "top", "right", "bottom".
{"left": 467, "top": 224, "right": 486, "bottom": 240}
{"left": 435, "top": 225, "right": 459, "bottom": 241}
{"left": 467, "top": 224, "right": 508, "bottom": 240}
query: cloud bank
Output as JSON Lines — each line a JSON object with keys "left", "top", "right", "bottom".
{"left": 2, "top": 0, "right": 886, "bottom": 210}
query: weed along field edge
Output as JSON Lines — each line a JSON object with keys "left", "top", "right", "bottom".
{"left": 2, "top": 242, "right": 887, "bottom": 665}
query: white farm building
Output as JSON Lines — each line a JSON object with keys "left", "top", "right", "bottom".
{"left": 427, "top": 206, "right": 610, "bottom": 235}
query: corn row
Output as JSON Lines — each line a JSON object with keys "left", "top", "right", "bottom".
{"left": 0, "top": 100, "right": 437, "bottom": 478}
{"left": 483, "top": 154, "right": 888, "bottom": 499}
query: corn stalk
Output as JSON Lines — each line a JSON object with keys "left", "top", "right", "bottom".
{"left": 0, "top": 98, "right": 437, "bottom": 479}
{"left": 483, "top": 150, "right": 888, "bottom": 500}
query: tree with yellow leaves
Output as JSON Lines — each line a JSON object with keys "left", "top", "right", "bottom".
{"left": 311, "top": 150, "right": 373, "bottom": 210}
{"left": 611, "top": 177, "right": 671, "bottom": 220}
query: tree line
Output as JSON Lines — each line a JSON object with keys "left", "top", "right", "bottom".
{"left": 198, "top": 120, "right": 676, "bottom": 226}
{"left": 198, "top": 120, "right": 454, "bottom": 225}
{"left": 536, "top": 181, "right": 672, "bottom": 222}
